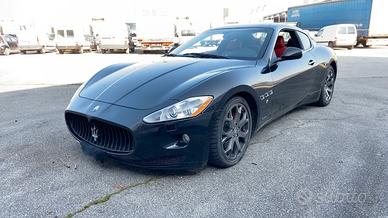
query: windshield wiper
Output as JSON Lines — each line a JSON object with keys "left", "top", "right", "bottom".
{"left": 181, "top": 53, "right": 229, "bottom": 59}
{"left": 163, "top": 53, "right": 178, "bottom": 57}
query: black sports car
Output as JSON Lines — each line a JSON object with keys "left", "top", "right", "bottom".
{"left": 65, "top": 24, "right": 337, "bottom": 170}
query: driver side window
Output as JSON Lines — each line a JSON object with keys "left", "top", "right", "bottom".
{"left": 274, "top": 30, "right": 303, "bottom": 58}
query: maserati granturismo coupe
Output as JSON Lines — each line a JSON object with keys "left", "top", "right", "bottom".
{"left": 65, "top": 24, "right": 337, "bottom": 170}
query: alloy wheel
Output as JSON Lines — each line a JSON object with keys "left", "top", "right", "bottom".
{"left": 323, "top": 68, "right": 335, "bottom": 101}
{"left": 221, "top": 103, "right": 251, "bottom": 161}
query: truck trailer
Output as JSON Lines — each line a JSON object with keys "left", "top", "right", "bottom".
{"left": 133, "top": 15, "right": 177, "bottom": 53}
{"left": 287, "top": 0, "right": 388, "bottom": 47}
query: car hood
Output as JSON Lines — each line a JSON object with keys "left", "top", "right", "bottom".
{"left": 80, "top": 57, "right": 253, "bottom": 109}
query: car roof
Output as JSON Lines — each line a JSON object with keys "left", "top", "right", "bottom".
{"left": 325, "top": 24, "right": 356, "bottom": 28}
{"left": 212, "top": 23, "right": 303, "bottom": 32}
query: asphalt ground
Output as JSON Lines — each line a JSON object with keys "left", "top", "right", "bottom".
{"left": 0, "top": 47, "right": 387, "bottom": 217}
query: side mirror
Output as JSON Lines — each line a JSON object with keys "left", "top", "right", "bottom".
{"left": 280, "top": 47, "right": 303, "bottom": 61}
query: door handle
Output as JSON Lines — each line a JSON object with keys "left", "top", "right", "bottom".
{"left": 308, "top": 60, "right": 315, "bottom": 66}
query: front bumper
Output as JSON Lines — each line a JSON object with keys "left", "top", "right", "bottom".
{"left": 19, "top": 45, "right": 43, "bottom": 51}
{"left": 99, "top": 44, "right": 128, "bottom": 50}
{"left": 139, "top": 46, "right": 171, "bottom": 51}
{"left": 57, "top": 45, "right": 82, "bottom": 51}
{"left": 65, "top": 96, "right": 213, "bottom": 170}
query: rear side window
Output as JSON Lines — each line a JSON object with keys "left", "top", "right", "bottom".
{"left": 338, "top": 27, "right": 347, "bottom": 34}
{"left": 347, "top": 27, "right": 356, "bottom": 34}
{"left": 297, "top": 31, "right": 311, "bottom": 50}
{"left": 66, "top": 30, "right": 74, "bottom": 37}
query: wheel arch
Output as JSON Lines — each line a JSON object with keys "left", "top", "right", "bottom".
{"left": 213, "top": 85, "right": 260, "bottom": 131}
{"left": 329, "top": 60, "right": 337, "bottom": 79}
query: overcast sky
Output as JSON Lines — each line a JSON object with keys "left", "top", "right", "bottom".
{"left": 0, "top": 0, "right": 304, "bottom": 31}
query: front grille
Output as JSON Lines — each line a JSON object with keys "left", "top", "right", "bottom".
{"left": 65, "top": 112, "right": 132, "bottom": 153}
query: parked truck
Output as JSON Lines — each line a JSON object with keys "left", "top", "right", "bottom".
{"left": 174, "top": 17, "right": 196, "bottom": 44}
{"left": 287, "top": 0, "right": 388, "bottom": 47}
{"left": 92, "top": 22, "right": 130, "bottom": 53}
{"left": 18, "top": 25, "right": 57, "bottom": 54}
{"left": 55, "top": 26, "right": 91, "bottom": 54}
{"left": 133, "top": 15, "right": 177, "bottom": 53}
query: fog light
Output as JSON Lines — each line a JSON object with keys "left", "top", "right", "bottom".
{"left": 181, "top": 134, "right": 190, "bottom": 144}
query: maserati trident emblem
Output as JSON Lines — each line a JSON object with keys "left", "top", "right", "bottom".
{"left": 91, "top": 126, "right": 99, "bottom": 142}
{"left": 92, "top": 105, "right": 100, "bottom": 112}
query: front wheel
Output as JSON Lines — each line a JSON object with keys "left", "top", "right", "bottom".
{"left": 208, "top": 96, "right": 252, "bottom": 168}
{"left": 315, "top": 66, "right": 335, "bottom": 107}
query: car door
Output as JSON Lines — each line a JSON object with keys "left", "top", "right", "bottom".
{"left": 270, "top": 30, "right": 317, "bottom": 115}
{"left": 7, "top": 35, "right": 19, "bottom": 51}
{"left": 296, "top": 31, "right": 322, "bottom": 93}
{"left": 335, "top": 26, "right": 349, "bottom": 46}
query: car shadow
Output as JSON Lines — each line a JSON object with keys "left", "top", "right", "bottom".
{"left": 0, "top": 84, "right": 321, "bottom": 177}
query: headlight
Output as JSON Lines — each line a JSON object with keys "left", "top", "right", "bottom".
{"left": 143, "top": 96, "right": 213, "bottom": 123}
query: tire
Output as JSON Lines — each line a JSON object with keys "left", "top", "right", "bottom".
{"left": 347, "top": 46, "right": 353, "bottom": 50}
{"left": 208, "top": 96, "right": 253, "bottom": 168}
{"left": 361, "top": 41, "right": 370, "bottom": 48}
{"left": 21, "top": 50, "right": 27, "bottom": 54}
{"left": 328, "top": 41, "right": 334, "bottom": 48}
{"left": 315, "top": 66, "right": 336, "bottom": 107}
{"left": 3, "top": 48, "right": 10, "bottom": 56}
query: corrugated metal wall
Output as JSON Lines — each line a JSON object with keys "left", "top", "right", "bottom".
{"left": 287, "top": 0, "right": 373, "bottom": 36}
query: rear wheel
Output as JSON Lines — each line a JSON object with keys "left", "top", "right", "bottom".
{"left": 361, "top": 41, "right": 370, "bottom": 48}
{"left": 347, "top": 46, "right": 353, "bottom": 50}
{"left": 315, "top": 66, "right": 335, "bottom": 107}
{"left": 208, "top": 96, "right": 252, "bottom": 167}
{"left": 328, "top": 41, "right": 334, "bottom": 48}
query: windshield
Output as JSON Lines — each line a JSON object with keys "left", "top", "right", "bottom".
{"left": 170, "top": 27, "right": 272, "bottom": 60}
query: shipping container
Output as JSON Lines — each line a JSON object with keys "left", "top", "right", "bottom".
{"left": 287, "top": 0, "right": 388, "bottom": 47}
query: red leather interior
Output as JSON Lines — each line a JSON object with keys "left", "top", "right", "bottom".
{"left": 275, "top": 36, "right": 286, "bottom": 58}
